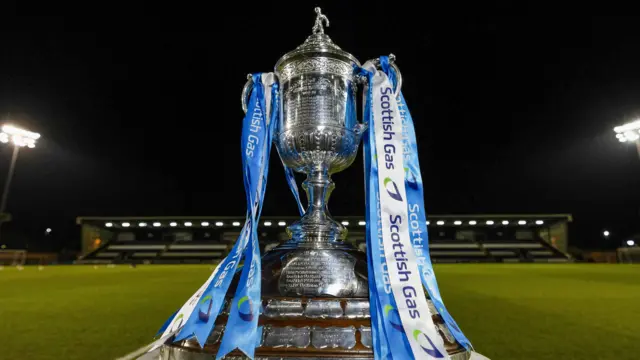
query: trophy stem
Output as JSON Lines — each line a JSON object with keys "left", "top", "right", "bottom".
{"left": 286, "top": 165, "right": 347, "bottom": 246}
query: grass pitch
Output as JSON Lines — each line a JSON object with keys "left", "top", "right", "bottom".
{"left": 0, "top": 264, "right": 638, "bottom": 359}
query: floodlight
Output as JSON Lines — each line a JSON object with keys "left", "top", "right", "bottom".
{"left": 614, "top": 120, "right": 640, "bottom": 133}
{"left": 614, "top": 120, "right": 640, "bottom": 142}
{"left": 1, "top": 125, "right": 40, "bottom": 148}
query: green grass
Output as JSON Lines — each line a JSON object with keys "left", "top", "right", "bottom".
{"left": 1, "top": 264, "right": 639, "bottom": 359}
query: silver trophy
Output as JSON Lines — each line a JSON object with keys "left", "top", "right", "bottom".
{"left": 160, "top": 8, "right": 469, "bottom": 359}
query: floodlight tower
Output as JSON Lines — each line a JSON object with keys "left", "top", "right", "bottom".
{"left": 614, "top": 120, "right": 640, "bottom": 158}
{"left": 0, "top": 125, "right": 41, "bottom": 233}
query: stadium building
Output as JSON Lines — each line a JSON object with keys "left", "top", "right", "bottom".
{"left": 76, "top": 214, "right": 571, "bottom": 264}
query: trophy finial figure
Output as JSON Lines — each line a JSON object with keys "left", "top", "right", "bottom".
{"left": 312, "top": 7, "right": 329, "bottom": 35}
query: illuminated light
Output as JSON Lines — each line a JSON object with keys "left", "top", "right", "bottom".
{"left": 603, "top": 230, "right": 610, "bottom": 237}
{"left": 486, "top": 220, "right": 494, "bottom": 225}
{"left": 198, "top": 221, "right": 208, "bottom": 227}
{"left": 232, "top": 221, "right": 241, "bottom": 226}
{"left": 184, "top": 222, "right": 192, "bottom": 227}
{"left": 518, "top": 220, "right": 526, "bottom": 225}
{"left": 105, "top": 222, "right": 113, "bottom": 228}
{"left": 215, "top": 222, "right": 224, "bottom": 227}
{"left": 122, "top": 222, "right": 131, "bottom": 228}
{"left": 614, "top": 120, "right": 640, "bottom": 133}
{"left": 138, "top": 222, "right": 147, "bottom": 227}
{"left": 45, "top": 228, "right": 52, "bottom": 233}
{"left": 502, "top": 220, "right": 509, "bottom": 225}
{"left": 627, "top": 240, "right": 635, "bottom": 246}
{"left": 616, "top": 133, "right": 624, "bottom": 139}
{"left": 1, "top": 125, "right": 41, "bottom": 140}
{"left": 264, "top": 221, "right": 272, "bottom": 226}
{"left": 359, "top": 221, "right": 366, "bottom": 226}
{"left": 12, "top": 135, "right": 25, "bottom": 147}
{"left": 341, "top": 221, "right": 350, "bottom": 226}
{"left": 169, "top": 222, "right": 177, "bottom": 227}
{"left": 278, "top": 221, "right": 286, "bottom": 226}
{"left": 619, "top": 137, "right": 628, "bottom": 142}
{"left": 426, "top": 221, "right": 430, "bottom": 225}
{"left": 153, "top": 222, "right": 161, "bottom": 227}
{"left": 469, "top": 220, "right": 477, "bottom": 225}
{"left": 535, "top": 220, "right": 544, "bottom": 225}
{"left": 0, "top": 125, "right": 41, "bottom": 148}
{"left": 454, "top": 221, "right": 462, "bottom": 225}
{"left": 436, "top": 221, "right": 445, "bottom": 226}
{"left": 624, "top": 131, "right": 639, "bottom": 141}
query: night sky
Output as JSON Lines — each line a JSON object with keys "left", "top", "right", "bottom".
{"left": 1, "top": 6, "right": 639, "bottom": 251}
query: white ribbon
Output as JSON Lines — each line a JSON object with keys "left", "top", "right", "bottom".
{"left": 367, "top": 62, "right": 447, "bottom": 359}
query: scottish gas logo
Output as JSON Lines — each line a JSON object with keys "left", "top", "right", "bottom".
{"left": 384, "top": 177, "right": 403, "bottom": 202}
{"left": 412, "top": 329, "right": 445, "bottom": 358}
{"left": 384, "top": 305, "right": 444, "bottom": 358}
{"left": 169, "top": 313, "right": 184, "bottom": 333}
{"left": 198, "top": 295, "right": 213, "bottom": 322}
{"left": 383, "top": 304, "right": 404, "bottom": 332}
{"left": 237, "top": 296, "right": 254, "bottom": 321}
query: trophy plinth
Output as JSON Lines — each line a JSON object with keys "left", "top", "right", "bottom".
{"left": 161, "top": 8, "right": 470, "bottom": 359}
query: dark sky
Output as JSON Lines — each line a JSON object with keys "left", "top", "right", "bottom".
{"left": 1, "top": 6, "right": 639, "bottom": 251}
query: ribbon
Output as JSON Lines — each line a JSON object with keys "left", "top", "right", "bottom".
{"left": 155, "top": 73, "right": 275, "bottom": 353}
{"left": 363, "top": 61, "right": 447, "bottom": 359}
{"left": 378, "top": 57, "right": 473, "bottom": 351}
{"left": 360, "top": 65, "right": 414, "bottom": 360}
{"left": 216, "top": 74, "right": 278, "bottom": 358}
{"left": 282, "top": 165, "right": 305, "bottom": 216}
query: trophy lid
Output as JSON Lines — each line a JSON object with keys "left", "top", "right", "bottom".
{"left": 275, "top": 8, "right": 360, "bottom": 73}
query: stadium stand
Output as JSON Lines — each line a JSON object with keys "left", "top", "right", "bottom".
{"left": 76, "top": 214, "right": 572, "bottom": 264}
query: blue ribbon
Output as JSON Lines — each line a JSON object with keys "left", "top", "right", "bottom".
{"left": 171, "top": 74, "right": 272, "bottom": 350}
{"left": 282, "top": 165, "right": 305, "bottom": 216}
{"left": 359, "top": 65, "right": 413, "bottom": 360}
{"left": 216, "top": 78, "right": 278, "bottom": 359}
{"left": 379, "top": 56, "right": 473, "bottom": 351}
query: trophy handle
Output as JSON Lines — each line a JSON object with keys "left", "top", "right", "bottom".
{"left": 366, "top": 54, "right": 403, "bottom": 97}
{"left": 389, "top": 54, "right": 403, "bottom": 96}
{"left": 241, "top": 74, "right": 253, "bottom": 114}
